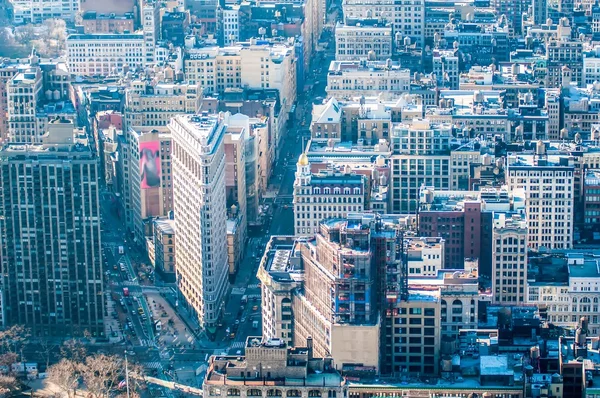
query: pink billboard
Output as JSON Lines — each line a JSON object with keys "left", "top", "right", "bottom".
{"left": 140, "top": 141, "right": 161, "bottom": 189}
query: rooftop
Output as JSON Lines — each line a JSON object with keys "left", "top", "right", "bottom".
{"left": 154, "top": 218, "right": 175, "bottom": 235}
{"left": 568, "top": 260, "right": 600, "bottom": 279}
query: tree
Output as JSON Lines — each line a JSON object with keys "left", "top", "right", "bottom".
{"left": 47, "top": 359, "right": 81, "bottom": 398}
{"left": 38, "top": 339, "right": 58, "bottom": 371}
{"left": 60, "top": 339, "right": 87, "bottom": 364}
{"left": 0, "top": 375, "right": 19, "bottom": 395}
{"left": 0, "top": 325, "right": 29, "bottom": 354}
{"left": 81, "top": 354, "right": 124, "bottom": 398}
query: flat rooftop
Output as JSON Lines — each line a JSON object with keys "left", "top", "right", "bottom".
{"left": 568, "top": 260, "right": 600, "bottom": 278}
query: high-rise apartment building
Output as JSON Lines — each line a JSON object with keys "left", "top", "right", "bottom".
{"left": 169, "top": 114, "right": 229, "bottom": 331}
{"left": 0, "top": 118, "right": 103, "bottom": 336}
{"left": 491, "top": 213, "right": 528, "bottom": 304}
{"left": 506, "top": 148, "right": 575, "bottom": 250}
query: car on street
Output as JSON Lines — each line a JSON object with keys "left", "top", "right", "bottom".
{"left": 252, "top": 305, "right": 259, "bottom": 311}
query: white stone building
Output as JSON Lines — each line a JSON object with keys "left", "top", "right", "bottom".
{"left": 124, "top": 79, "right": 202, "bottom": 129}
{"left": 169, "top": 114, "right": 230, "bottom": 330}
{"left": 293, "top": 154, "right": 366, "bottom": 236}
{"left": 184, "top": 42, "right": 297, "bottom": 114}
{"left": 66, "top": 33, "right": 146, "bottom": 76}
{"left": 527, "top": 253, "right": 600, "bottom": 335}
{"left": 10, "top": 0, "right": 79, "bottom": 23}
{"left": 335, "top": 21, "right": 392, "bottom": 61}
{"left": 405, "top": 237, "right": 445, "bottom": 277}
{"left": 491, "top": 213, "right": 528, "bottom": 305}
{"left": 326, "top": 60, "right": 410, "bottom": 99}
{"left": 221, "top": 6, "right": 240, "bottom": 45}
{"left": 342, "top": 0, "right": 425, "bottom": 48}
{"left": 142, "top": 2, "right": 160, "bottom": 64}
{"left": 506, "top": 150, "right": 575, "bottom": 250}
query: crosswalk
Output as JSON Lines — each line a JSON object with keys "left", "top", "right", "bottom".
{"left": 231, "top": 287, "right": 246, "bottom": 295}
{"left": 139, "top": 338, "right": 153, "bottom": 346}
{"left": 143, "top": 361, "right": 163, "bottom": 369}
{"left": 247, "top": 294, "right": 261, "bottom": 300}
{"left": 247, "top": 284, "right": 260, "bottom": 289}
{"left": 230, "top": 341, "right": 246, "bottom": 349}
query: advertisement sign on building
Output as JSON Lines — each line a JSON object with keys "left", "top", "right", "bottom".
{"left": 140, "top": 141, "right": 161, "bottom": 189}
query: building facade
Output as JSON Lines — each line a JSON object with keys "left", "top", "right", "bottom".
{"left": 491, "top": 213, "right": 528, "bottom": 305}
{"left": 170, "top": 114, "right": 229, "bottom": 330}
{"left": 66, "top": 33, "right": 146, "bottom": 76}
{"left": 294, "top": 154, "right": 366, "bottom": 236}
{"left": 506, "top": 150, "right": 575, "bottom": 250}
{"left": 0, "top": 119, "right": 103, "bottom": 336}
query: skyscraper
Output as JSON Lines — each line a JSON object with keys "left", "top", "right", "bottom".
{"left": 0, "top": 118, "right": 103, "bottom": 336}
{"left": 169, "top": 114, "right": 229, "bottom": 332}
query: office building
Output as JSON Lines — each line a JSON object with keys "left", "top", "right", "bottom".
{"left": 170, "top": 114, "right": 229, "bottom": 331}
{"left": 490, "top": 0, "right": 530, "bottom": 36}
{"left": 326, "top": 60, "right": 410, "bottom": 99}
{"left": 124, "top": 126, "right": 173, "bottom": 241}
{"left": 0, "top": 61, "right": 19, "bottom": 143}
{"left": 293, "top": 154, "right": 366, "bottom": 236}
{"left": 527, "top": 253, "right": 600, "bottom": 335}
{"left": 9, "top": 0, "right": 79, "bottom": 23}
{"left": 0, "top": 118, "right": 103, "bottom": 336}
{"left": 546, "top": 19, "right": 583, "bottom": 88}
{"left": 184, "top": 42, "right": 297, "bottom": 115}
{"left": 405, "top": 237, "right": 445, "bottom": 277}
{"left": 432, "top": 50, "right": 459, "bottom": 90}
{"left": 389, "top": 119, "right": 453, "bottom": 213}
{"left": 491, "top": 213, "right": 528, "bottom": 304}
{"left": 203, "top": 337, "right": 347, "bottom": 398}
{"left": 124, "top": 78, "right": 202, "bottom": 129}
{"left": 342, "top": 0, "right": 425, "bottom": 48}
{"left": 142, "top": 1, "right": 160, "bottom": 65}
{"left": 583, "top": 170, "right": 600, "bottom": 233}
{"left": 335, "top": 19, "right": 393, "bottom": 61}
{"left": 409, "top": 266, "right": 480, "bottom": 335}
{"left": 66, "top": 33, "right": 146, "bottom": 76}
{"left": 506, "top": 149, "right": 575, "bottom": 250}
{"left": 6, "top": 55, "right": 75, "bottom": 144}
{"left": 81, "top": 11, "right": 135, "bottom": 34}
{"left": 186, "top": 0, "right": 218, "bottom": 33}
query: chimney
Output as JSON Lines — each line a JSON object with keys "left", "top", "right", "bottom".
{"left": 307, "top": 336, "right": 313, "bottom": 359}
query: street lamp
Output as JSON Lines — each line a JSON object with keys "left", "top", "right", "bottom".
{"left": 124, "top": 350, "right": 131, "bottom": 398}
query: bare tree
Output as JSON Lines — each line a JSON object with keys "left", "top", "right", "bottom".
{"left": 60, "top": 339, "right": 87, "bottom": 364}
{"left": 81, "top": 354, "right": 124, "bottom": 398}
{"left": 0, "top": 375, "right": 19, "bottom": 395}
{"left": 38, "top": 339, "right": 57, "bottom": 371}
{"left": 0, "top": 325, "right": 29, "bottom": 354}
{"left": 47, "top": 359, "right": 81, "bottom": 398}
